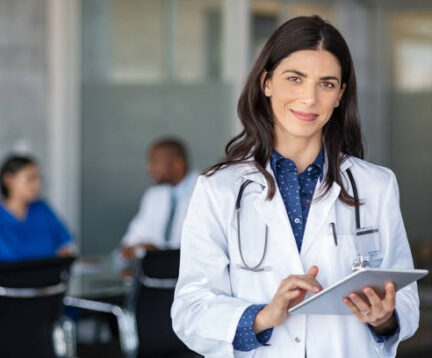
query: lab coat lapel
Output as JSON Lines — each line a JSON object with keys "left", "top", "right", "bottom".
{"left": 241, "top": 164, "right": 304, "bottom": 273}
{"left": 300, "top": 179, "right": 341, "bottom": 258}
{"left": 300, "top": 156, "right": 353, "bottom": 258}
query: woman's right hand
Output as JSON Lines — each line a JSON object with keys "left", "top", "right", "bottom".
{"left": 253, "top": 265, "right": 322, "bottom": 333}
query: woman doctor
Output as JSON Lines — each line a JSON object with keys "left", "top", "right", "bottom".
{"left": 171, "top": 16, "right": 419, "bottom": 358}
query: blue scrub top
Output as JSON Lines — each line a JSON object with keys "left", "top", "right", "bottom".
{"left": 0, "top": 200, "right": 72, "bottom": 262}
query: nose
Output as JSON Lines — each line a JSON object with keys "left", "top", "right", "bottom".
{"left": 300, "top": 82, "right": 317, "bottom": 106}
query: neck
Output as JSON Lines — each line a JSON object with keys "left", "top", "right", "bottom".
{"left": 274, "top": 132, "right": 322, "bottom": 174}
{"left": 4, "top": 197, "right": 28, "bottom": 219}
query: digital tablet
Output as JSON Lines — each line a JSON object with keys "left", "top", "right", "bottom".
{"left": 288, "top": 268, "right": 428, "bottom": 315}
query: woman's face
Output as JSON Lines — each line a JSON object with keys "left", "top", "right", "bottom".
{"left": 4, "top": 164, "right": 41, "bottom": 202}
{"left": 263, "top": 49, "right": 346, "bottom": 143}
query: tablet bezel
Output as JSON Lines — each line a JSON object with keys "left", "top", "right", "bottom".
{"left": 288, "top": 268, "right": 428, "bottom": 315}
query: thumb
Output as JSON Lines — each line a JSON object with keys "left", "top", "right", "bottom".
{"left": 306, "top": 265, "right": 319, "bottom": 278}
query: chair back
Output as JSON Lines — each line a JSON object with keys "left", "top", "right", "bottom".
{"left": 0, "top": 256, "right": 75, "bottom": 358}
{"left": 129, "top": 249, "right": 191, "bottom": 357}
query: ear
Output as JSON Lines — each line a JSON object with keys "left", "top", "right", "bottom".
{"left": 335, "top": 83, "right": 346, "bottom": 108}
{"left": 3, "top": 173, "right": 12, "bottom": 185}
{"left": 260, "top": 71, "right": 271, "bottom": 97}
{"left": 2, "top": 173, "right": 13, "bottom": 190}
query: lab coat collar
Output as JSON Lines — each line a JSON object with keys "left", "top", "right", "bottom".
{"left": 240, "top": 151, "right": 353, "bottom": 187}
{"left": 323, "top": 151, "right": 353, "bottom": 177}
{"left": 238, "top": 162, "right": 268, "bottom": 188}
{"left": 239, "top": 151, "right": 354, "bottom": 268}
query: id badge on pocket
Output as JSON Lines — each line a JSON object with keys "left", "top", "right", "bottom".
{"left": 352, "top": 227, "right": 383, "bottom": 270}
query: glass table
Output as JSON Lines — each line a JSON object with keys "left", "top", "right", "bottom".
{"left": 65, "top": 255, "right": 138, "bottom": 357}
{"left": 67, "top": 255, "right": 131, "bottom": 298}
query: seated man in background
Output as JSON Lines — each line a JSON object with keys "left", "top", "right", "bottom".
{"left": 120, "top": 138, "right": 198, "bottom": 259}
{"left": 0, "top": 155, "right": 74, "bottom": 262}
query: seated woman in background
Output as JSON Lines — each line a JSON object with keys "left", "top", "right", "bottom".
{"left": 0, "top": 155, "right": 74, "bottom": 262}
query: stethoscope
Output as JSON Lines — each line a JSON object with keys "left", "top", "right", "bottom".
{"left": 235, "top": 168, "right": 367, "bottom": 272}
{"left": 235, "top": 179, "right": 270, "bottom": 272}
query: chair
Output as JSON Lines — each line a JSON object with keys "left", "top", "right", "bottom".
{"left": 128, "top": 249, "right": 194, "bottom": 358}
{"left": 0, "top": 256, "right": 76, "bottom": 358}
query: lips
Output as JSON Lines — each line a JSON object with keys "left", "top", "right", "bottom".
{"left": 290, "top": 109, "right": 319, "bottom": 122}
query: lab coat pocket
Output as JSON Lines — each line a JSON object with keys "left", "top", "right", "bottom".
{"left": 354, "top": 227, "right": 383, "bottom": 269}
{"left": 317, "top": 234, "right": 358, "bottom": 285}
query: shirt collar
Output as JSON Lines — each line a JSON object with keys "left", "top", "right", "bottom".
{"left": 313, "top": 148, "right": 325, "bottom": 180}
{"left": 270, "top": 150, "right": 294, "bottom": 175}
{"left": 270, "top": 147, "right": 325, "bottom": 179}
{"left": 172, "top": 170, "right": 198, "bottom": 199}
{"left": 270, "top": 150, "right": 284, "bottom": 172}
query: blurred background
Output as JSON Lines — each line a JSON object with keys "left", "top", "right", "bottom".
{"left": 0, "top": 0, "right": 431, "bottom": 357}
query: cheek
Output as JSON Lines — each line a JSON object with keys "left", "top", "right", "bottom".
{"left": 270, "top": 88, "right": 296, "bottom": 111}
{"left": 274, "top": 83, "right": 298, "bottom": 100}
{"left": 30, "top": 180, "right": 41, "bottom": 190}
{"left": 325, "top": 89, "right": 340, "bottom": 104}
{"left": 10, "top": 179, "right": 28, "bottom": 194}
{"left": 318, "top": 94, "right": 339, "bottom": 114}
{"left": 20, "top": 180, "right": 32, "bottom": 192}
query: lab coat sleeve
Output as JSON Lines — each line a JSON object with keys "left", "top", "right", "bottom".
{"left": 373, "top": 170, "right": 419, "bottom": 357}
{"left": 171, "top": 176, "right": 252, "bottom": 358}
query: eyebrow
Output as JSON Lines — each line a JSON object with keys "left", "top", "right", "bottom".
{"left": 281, "top": 69, "right": 340, "bottom": 84}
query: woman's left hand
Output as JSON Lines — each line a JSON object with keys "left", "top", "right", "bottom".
{"left": 343, "top": 282, "right": 397, "bottom": 334}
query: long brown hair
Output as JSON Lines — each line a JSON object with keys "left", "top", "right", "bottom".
{"left": 205, "top": 15, "right": 363, "bottom": 206}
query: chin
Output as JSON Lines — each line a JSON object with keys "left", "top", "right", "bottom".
{"left": 281, "top": 124, "right": 322, "bottom": 140}
{"left": 155, "top": 178, "right": 168, "bottom": 185}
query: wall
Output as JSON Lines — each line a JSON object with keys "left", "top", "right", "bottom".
{"left": 0, "top": 0, "right": 48, "bottom": 168}
{"left": 81, "top": 83, "right": 232, "bottom": 254}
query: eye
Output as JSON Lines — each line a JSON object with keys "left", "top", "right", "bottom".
{"left": 321, "top": 81, "right": 336, "bottom": 88}
{"left": 287, "top": 76, "right": 301, "bottom": 83}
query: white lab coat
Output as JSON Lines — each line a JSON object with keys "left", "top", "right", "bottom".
{"left": 171, "top": 156, "right": 419, "bottom": 358}
{"left": 121, "top": 171, "right": 199, "bottom": 249}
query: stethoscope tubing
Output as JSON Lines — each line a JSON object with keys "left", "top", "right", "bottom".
{"left": 235, "top": 168, "right": 359, "bottom": 272}
{"left": 236, "top": 209, "right": 269, "bottom": 272}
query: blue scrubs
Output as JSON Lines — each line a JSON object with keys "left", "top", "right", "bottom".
{"left": 0, "top": 200, "right": 72, "bottom": 262}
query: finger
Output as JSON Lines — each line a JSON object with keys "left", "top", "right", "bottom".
{"left": 363, "top": 287, "right": 382, "bottom": 308}
{"left": 301, "top": 275, "right": 323, "bottom": 291}
{"left": 363, "top": 287, "right": 384, "bottom": 317}
{"left": 288, "top": 292, "right": 308, "bottom": 309}
{"left": 296, "top": 274, "right": 323, "bottom": 291}
{"left": 306, "top": 265, "right": 319, "bottom": 278}
{"left": 282, "top": 289, "right": 302, "bottom": 302}
{"left": 282, "top": 275, "right": 317, "bottom": 288}
{"left": 349, "top": 292, "right": 371, "bottom": 315}
{"left": 383, "top": 282, "right": 396, "bottom": 311}
{"left": 343, "top": 297, "right": 364, "bottom": 321}
{"left": 284, "top": 277, "right": 322, "bottom": 293}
